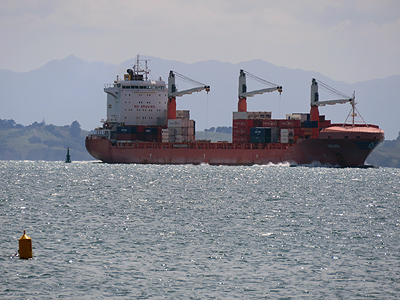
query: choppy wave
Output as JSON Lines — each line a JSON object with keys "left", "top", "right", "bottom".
{"left": 1, "top": 161, "right": 399, "bottom": 299}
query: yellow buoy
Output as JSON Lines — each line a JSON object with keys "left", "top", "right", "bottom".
{"left": 19, "top": 230, "right": 32, "bottom": 259}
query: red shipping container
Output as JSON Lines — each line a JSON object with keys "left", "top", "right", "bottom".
{"left": 278, "top": 119, "right": 301, "bottom": 128}
{"left": 136, "top": 125, "right": 146, "bottom": 133}
{"left": 252, "top": 119, "right": 262, "bottom": 127}
{"left": 320, "top": 120, "right": 332, "bottom": 128}
{"left": 144, "top": 134, "right": 158, "bottom": 142}
{"left": 233, "top": 119, "right": 254, "bottom": 128}
{"left": 233, "top": 135, "right": 250, "bottom": 143}
{"left": 294, "top": 127, "right": 300, "bottom": 136}
{"left": 262, "top": 119, "right": 278, "bottom": 127}
{"left": 116, "top": 133, "right": 137, "bottom": 140}
{"left": 304, "top": 128, "right": 312, "bottom": 135}
{"left": 233, "top": 127, "right": 251, "bottom": 136}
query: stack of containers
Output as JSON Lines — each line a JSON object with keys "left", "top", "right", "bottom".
{"left": 116, "top": 126, "right": 150, "bottom": 141}
{"left": 250, "top": 127, "right": 279, "bottom": 143}
{"left": 279, "top": 119, "right": 301, "bottom": 143}
{"left": 280, "top": 128, "right": 295, "bottom": 143}
{"left": 233, "top": 111, "right": 273, "bottom": 143}
{"left": 144, "top": 127, "right": 161, "bottom": 142}
{"left": 167, "top": 119, "right": 195, "bottom": 142}
{"left": 247, "top": 112, "right": 271, "bottom": 127}
{"left": 136, "top": 125, "right": 146, "bottom": 141}
{"left": 161, "top": 128, "right": 169, "bottom": 143}
{"left": 233, "top": 112, "right": 252, "bottom": 143}
{"left": 319, "top": 115, "right": 331, "bottom": 128}
{"left": 303, "top": 120, "right": 318, "bottom": 137}
{"left": 116, "top": 126, "right": 137, "bottom": 141}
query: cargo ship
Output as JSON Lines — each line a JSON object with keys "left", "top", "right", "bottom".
{"left": 86, "top": 56, "right": 384, "bottom": 167}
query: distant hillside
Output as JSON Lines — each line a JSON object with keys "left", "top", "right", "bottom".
{"left": 0, "top": 119, "right": 93, "bottom": 161}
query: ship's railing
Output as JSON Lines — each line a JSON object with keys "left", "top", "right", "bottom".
{"left": 114, "top": 141, "right": 292, "bottom": 150}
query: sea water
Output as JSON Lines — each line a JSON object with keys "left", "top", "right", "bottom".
{"left": 1, "top": 161, "right": 399, "bottom": 299}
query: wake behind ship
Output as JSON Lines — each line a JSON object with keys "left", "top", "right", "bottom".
{"left": 85, "top": 56, "right": 384, "bottom": 167}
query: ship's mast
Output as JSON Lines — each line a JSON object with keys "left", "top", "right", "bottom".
{"left": 128, "top": 54, "right": 150, "bottom": 81}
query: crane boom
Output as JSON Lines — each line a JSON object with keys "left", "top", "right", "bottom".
{"left": 311, "top": 78, "right": 354, "bottom": 107}
{"left": 168, "top": 71, "right": 210, "bottom": 98}
{"left": 241, "top": 86, "right": 282, "bottom": 98}
{"left": 237, "top": 69, "right": 282, "bottom": 112}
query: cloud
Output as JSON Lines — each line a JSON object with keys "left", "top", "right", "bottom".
{"left": 0, "top": 0, "right": 399, "bottom": 82}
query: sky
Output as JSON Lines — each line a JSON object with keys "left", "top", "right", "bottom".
{"left": 1, "top": 0, "right": 399, "bottom": 83}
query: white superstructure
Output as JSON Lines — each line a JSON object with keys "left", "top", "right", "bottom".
{"left": 104, "top": 56, "right": 168, "bottom": 126}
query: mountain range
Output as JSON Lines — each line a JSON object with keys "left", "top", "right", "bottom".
{"left": 0, "top": 55, "right": 399, "bottom": 140}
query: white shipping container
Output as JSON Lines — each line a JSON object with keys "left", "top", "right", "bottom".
{"left": 176, "top": 110, "right": 190, "bottom": 119}
{"left": 280, "top": 136, "right": 289, "bottom": 143}
{"left": 286, "top": 113, "right": 309, "bottom": 122}
{"left": 233, "top": 111, "right": 248, "bottom": 120}
{"left": 174, "top": 135, "right": 184, "bottom": 142}
{"left": 168, "top": 119, "right": 188, "bottom": 128}
{"left": 247, "top": 112, "right": 257, "bottom": 119}
{"left": 168, "top": 119, "right": 192, "bottom": 128}
{"left": 247, "top": 111, "right": 272, "bottom": 119}
{"left": 280, "top": 129, "right": 289, "bottom": 136}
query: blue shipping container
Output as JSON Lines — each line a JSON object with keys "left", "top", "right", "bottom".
{"left": 117, "top": 126, "right": 137, "bottom": 134}
{"left": 250, "top": 127, "right": 272, "bottom": 136}
{"left": 145, "top": 127, "right": 158, "bottom": 135}
{"left": 303, "top": 121, "right": 318, "bottom": 128}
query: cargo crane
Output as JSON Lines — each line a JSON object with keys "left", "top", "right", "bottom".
{"left": 167, "top": 71, "right": 210, "bottom": 120}
{"left": 309, "top": 78, "right": 360, "bottom": 137}
{"left": 238, "top": 69, "right": 283, "bottom": 112}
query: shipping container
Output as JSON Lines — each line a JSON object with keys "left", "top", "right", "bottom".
{"left": 252, "top": 119, "right": 263, "bottom": 127}
{"left": 116, "top": 133, "right": 137, "bottom": 140}
{"left": 117, "top": 126, "right": 137, "bottom": 134}
{"left": 280, "top": 136, "right": 289, "bottom": 143}
{"left": 145, "top": 127, "right": 158, "bottom": 135}
{"left": 168, "top": 119, "right": 190, "bottom": 128}
{"left": 233, "top": 127, "right": 251, "bottom": 136}
{"left": 233, "top": 119, "right": 254, "bottom": 128}
{"left": 232, "top": 135, "right": 250, "bottom": 143}
{"left": 248, "top": 111, "right": 272, "bottom": 119}
{"left": 280, "top": 137, "right": 294, "bottom": 143}
{"left": 250, "top": 136, "right": 266, "bottom": 143}
{"left": 176, "top": 110, "right": 190, "bottom": 119}
{"left": 281, "top": 128, "right": 294, "bottom": 137}
{"left": 161, "top": 128, "right": 169, "bottom": 135}
{"left": 278, "top": 119, "right": 301, "bottom": 128}
{"left": 250, "top": 127, "right": 272, "bottom": 137}
{"left": 303, "top": 121, "right": 318, "bottom": 128}
{"left": 262, "top": 119, "right": 278, "bottom": 127}
{"left": 144, "top": 134, "right": 158, "bottom": 142}
{"left": 136, "top": 126, "right": 146, "bottom": 133}
{"left": 286, "top": 113, "right": 310, "bottom": 122}
{"left": 304, "top": 128, "right": 313, "bottom": 135}
{"left": 233, "top": 111, "right": 248, "bottom": 120}
{"left": 320, "top": 120, "right": 332, "bottom": 128}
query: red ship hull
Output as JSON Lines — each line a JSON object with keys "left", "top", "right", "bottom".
{"left": 86, "top": 126, "right": 384, "bottom": 167}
